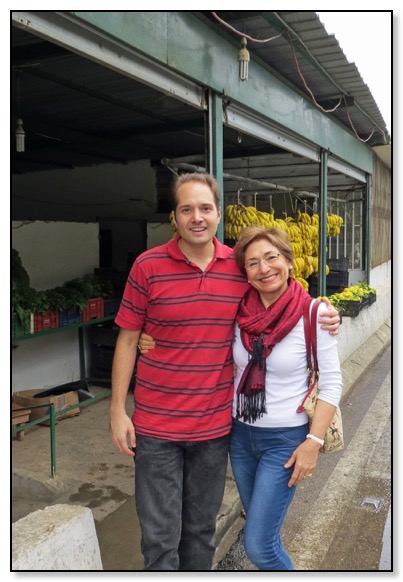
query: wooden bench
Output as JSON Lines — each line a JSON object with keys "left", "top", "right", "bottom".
{"left": 12, "top": 402, "right": 31, "bottom": 441}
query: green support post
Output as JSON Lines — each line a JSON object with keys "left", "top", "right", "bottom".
{"left": 319, "top": 150, "right": 329, "bottom": 297}
{"left": 365, "top": 174, "right": 372, "bottom": 284}
{"left": 78, "top": 327, "right": 85, "bottom": 380}
{"left": 208, "top": 91, "right": 224, "bottom": 242}
{"left": 49, "top": 403, "right": 56, "bottom": 477}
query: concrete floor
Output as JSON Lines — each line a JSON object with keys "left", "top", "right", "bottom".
{"left": 12, "top": 387, "right": 143, "bottom": 570}
{"left": 12, "top": 318, "right": 392, "bottom": 571}
{"left": 11, "top": 386, "right": 241, "bottom": 571}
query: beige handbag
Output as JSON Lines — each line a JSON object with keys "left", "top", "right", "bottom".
{"left": 298, "top": 299, "right": 344, "bottom": 454}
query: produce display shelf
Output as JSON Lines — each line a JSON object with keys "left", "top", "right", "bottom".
{"left": 12, "top": 315, "right": 115, "bottom": 342}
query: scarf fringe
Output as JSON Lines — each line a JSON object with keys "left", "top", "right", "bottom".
{"left": 236, "top": 391, "right": 267, "bottom": 424}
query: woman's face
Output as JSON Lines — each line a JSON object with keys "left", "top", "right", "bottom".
{"left": 244, "top": 238, "right": 292, "bottom": 306}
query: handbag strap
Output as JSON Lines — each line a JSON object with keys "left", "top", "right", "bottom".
{"left": 303, "top": 298, "right": 320, "bottom": 372}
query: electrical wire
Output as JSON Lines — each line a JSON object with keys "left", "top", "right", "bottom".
{"left": 287, "top": 32, "right": 343, "bottom": 114}
{"left": 211, "top": 12, "right": 284, "bottom": 43}
{"left": 210, "top": 12, "right": 387, "bottom": 144}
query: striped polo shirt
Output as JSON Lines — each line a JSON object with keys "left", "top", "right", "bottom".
{"left": 115, "top": 236, "right": 249, "bottom": 441}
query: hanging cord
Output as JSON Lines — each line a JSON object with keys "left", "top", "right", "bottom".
{"left": 342, "top": 96, "right": 377, "bottom": 143}
{"left": 211, "top": 12, "right": 284, "bottom": 43}
{"left": 289, "top": 192, "right": 298, "bottom": 214}
{"left": 286, "top": 31, "right": 385, "bottom": 143}
{"left": 210, "top": 12, "right": 387, "bottom": 143}
{"left": 283, "top": 192, "right": 288, "bottom": 219}
{"left": 17, "top": 70, "right": 22, "bottom": 117}
{"left": 287, "top": 32, "right": 343, "bottom": 114}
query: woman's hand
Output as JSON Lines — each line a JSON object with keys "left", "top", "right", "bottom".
{"left": 318, "top": 297, "right": 341, "bottom": 336}
{"left": 284, "top": 439, "right": 320, "bottom": 487}
{"left": 138, "top": 332, "right": 156, "bottom": 354}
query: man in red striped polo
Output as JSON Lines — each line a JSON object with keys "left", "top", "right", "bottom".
{"left": 109, "top": 173, "right": 339, "bottom": 571}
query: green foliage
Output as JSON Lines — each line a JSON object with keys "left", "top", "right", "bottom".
{"left": 12, "top": 249, "right": 30, "bottom": 289}
{"left": 12, "top": 267, "right": 115, "bottom": 327}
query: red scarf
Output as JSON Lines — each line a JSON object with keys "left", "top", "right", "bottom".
{"left": 236, "top": 278, "right": 309, "bottom": 423}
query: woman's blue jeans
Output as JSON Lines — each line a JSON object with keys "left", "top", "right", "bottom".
{"left": 229, "top": 419, "right": 308, "bottom": 571}
{"left": 135, "top": 434, "right": 229, "bottom": 571}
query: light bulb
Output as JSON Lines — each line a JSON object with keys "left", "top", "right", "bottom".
{"left": 16, "top": 118, "right": 25, "bottom": 153}
{"left": 238, "top": 37, "right": 250, "bottom": 81}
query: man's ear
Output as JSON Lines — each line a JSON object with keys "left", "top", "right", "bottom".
{"left": 170, "top": 210, "right": 178, "bottom": 229}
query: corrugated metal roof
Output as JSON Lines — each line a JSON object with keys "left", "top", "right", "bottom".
{"left": 202, "top": 11, "right": 389, "bottom": 146}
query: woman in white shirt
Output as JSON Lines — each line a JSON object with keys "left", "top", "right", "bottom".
{"left": 230, "top": 225, "right": 342, "bottom": 571}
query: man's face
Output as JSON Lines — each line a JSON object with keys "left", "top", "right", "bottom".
{"left": 173, "top": 181, "right": 221, "bottom": 247}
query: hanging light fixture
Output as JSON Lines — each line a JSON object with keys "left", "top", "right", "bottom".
{"left": 15, "top": 71, "right": 25, "bottom": 152}
{"left": 16, "top": 118, "right": 25, "bottom": 152}
{"left": 238, "top": 37, "right": 250, "bottom": 81}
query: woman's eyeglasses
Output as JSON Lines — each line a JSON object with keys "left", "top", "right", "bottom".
{"left": 245, "top": 253, "right": 281, "bottom": 271}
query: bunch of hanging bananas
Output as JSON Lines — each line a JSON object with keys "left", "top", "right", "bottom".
{"left": 295, "top": 277, "right": 309, "bottom": 292}
{"left": 205, "top": 203, "right": 341, "bottom": 292}
{"left": 327, "top": 213, "right": 344, "bottom": 236}
{"left": 224, "top": 204, "right": 275, "bottom": 240}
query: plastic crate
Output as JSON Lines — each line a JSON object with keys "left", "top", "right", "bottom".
{"left": 368, "top": 291, "right": 377, "bottom": 305}
{"left": 327, "top": 257, "right": 349, "bottom": 271}
{"left": 12, "top": 312, "right": 32, "bottom": 338}
{"left": 90, "top": 345, "right": 115, "bottom": 371}
{"left": 59, "top": 308, "right": 83, "bottom": 326}
{"left": 82, "top": 298, "right": 104, "bottom": 322}
{"left": 32, "top": 311, "right": 60, "bottom": 333}
{"left": 104, "top": 298, "right": 121, "bottom": 316}
{"left": 88, "top": 323, "right": 119, "bottom": 347}
{"left": 360, "top": 296, "right": 370, "bottom": 311}
{"left": 309, "top": 270, "right": 349, "bottom": 296}
{"left": 326, "top": 271, "right": 349, "bottom": 288}
{"left": 338, "top": 300, "right": 361, "bottom": 317}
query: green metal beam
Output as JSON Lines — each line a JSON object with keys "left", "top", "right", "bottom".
{"left": 67, "top": 11, "right": 373, "bottom": 174}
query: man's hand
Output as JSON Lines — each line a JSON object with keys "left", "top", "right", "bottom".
{"left": 318, "top": 297, "right": 341, "bottom": 336}
{"left": 110, "top": 409, "right": 136, "bottom": 457}
{"left": 138, "top": 332, "right": 156, "bottom": 354}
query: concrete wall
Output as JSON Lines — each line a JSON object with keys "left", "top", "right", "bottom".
{"left": 12, "top": 221, "right": 99, "bottom": 290}
{"left": 337, "top": 276, "right": 391, "bottom": 366}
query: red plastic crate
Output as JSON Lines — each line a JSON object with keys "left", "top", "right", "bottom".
{"left": 82, "top": 298, "right": 104, "bottom": 322}
{"left": 33, "top": 311, "right": 60, "bottom": 333}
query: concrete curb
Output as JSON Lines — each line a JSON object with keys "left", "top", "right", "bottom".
{"left": 12, "top": 504, "right": 103, "bottom": 570}
{"left": 341, "top": 318, "right": 391, "bottom": 398}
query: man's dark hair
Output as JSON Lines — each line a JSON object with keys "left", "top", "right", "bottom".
{"left": 170, "top": 172, "right": 221, "bottom": 210}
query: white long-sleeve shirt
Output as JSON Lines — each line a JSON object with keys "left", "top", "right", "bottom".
{"left": 232, "top": 301, "right": 343, "bottom": 428}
